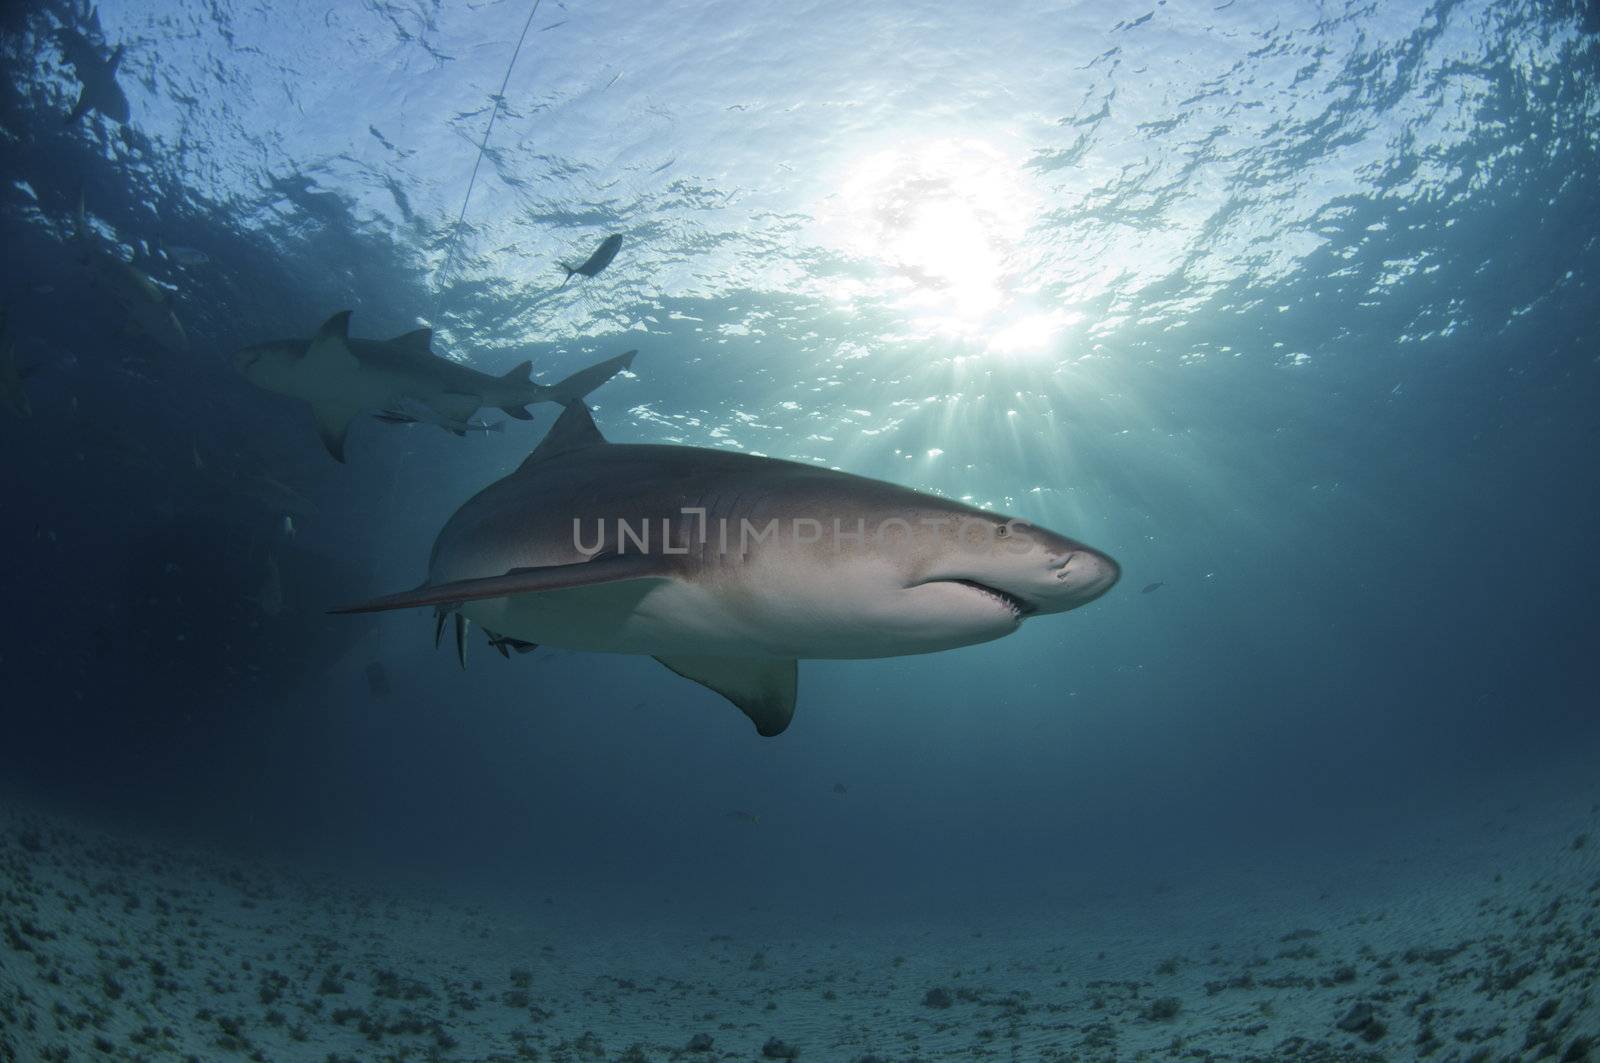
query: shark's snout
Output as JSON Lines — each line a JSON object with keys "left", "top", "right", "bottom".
{"left": 1056, "top": 547, "right": 1120, "bottom": 606}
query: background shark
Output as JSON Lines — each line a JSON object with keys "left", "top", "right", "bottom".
{"left": 372, "top": 398, "right": 504, "bottom": 436}
{"left": 335, "top": 402, "right": 1120, "bottom": 735}
{"left": 57, "top": 28, "right": 128, "bottom": 125}
{"left": 233, "top": 310, "right": 635, "bottom": 461}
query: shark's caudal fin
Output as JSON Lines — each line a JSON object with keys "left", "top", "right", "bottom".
{"left": 654, "top": 655, "right": 799, "bottom": 737}
{"left": 545, "top": 349, "right": 636, "bottom": 408}
{"left": 498, "top": 349, "right": 632, "bottom": 420}
{"left": 329, "top": 553, "right": 672, "bottom": 614}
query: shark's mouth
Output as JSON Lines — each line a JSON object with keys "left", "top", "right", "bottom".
{"left": 943, "top": 579, "right": 1036, "bottom": 617}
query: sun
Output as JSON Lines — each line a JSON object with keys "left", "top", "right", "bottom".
{"left": 824, "top": 137, "right": 1049, "bottom": 349}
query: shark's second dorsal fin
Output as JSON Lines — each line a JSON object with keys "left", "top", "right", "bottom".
{"left": 519, "top": 401, "right": 606, "bottom": 470}
{"left": 389, "top": 327, "right": 433, "bottom": 354}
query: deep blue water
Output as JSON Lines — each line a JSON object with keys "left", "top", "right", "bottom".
{"left": 1, "top": 0, "right": 1598, "bottom": 1042}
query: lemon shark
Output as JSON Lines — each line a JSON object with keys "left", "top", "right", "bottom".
{"left": 58, "top": 28, "right": 129, "bottom": 125}
{"left": 233, "top": 311, "right": 635, "bottom": 461}
{"left": 333, "top": 402, "right": 1120, "bottom": 735}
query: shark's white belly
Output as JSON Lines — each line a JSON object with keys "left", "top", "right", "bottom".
{"left": 457, "top": 555, "right": 1018, "bottom": 660}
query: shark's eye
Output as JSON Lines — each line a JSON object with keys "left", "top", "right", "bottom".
{"left": 995, "top": 525, "right": 1008, "bottom": 538}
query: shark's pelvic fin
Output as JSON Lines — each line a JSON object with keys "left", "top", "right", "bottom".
{"left": 329, "top": 553, "right": 672, "bottom": 614}
{"left": 653, "top": 655, "right": 799, "bottom": 737}
{"left": 520, "top": 401, "right": 607, "bottom": 470}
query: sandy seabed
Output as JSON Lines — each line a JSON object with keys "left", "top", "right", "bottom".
{"left": 1, "top": 790, "right": 1597, "bottom": 1063}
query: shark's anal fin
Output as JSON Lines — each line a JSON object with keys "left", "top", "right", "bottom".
{"left": 519, "top": 401, "right": 606, "bottom": 470}
{"left": 329, "top": 553, "right": 673, "bottom": 614}
{"left": 653, "top": 655, "right": 798, "bottom": 737}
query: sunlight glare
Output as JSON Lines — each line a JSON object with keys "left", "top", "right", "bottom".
{"left": 825, "top": 138, "right": 1041, "bottom": 344}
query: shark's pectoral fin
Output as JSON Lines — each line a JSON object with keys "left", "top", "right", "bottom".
{"left": 329, "top": 554, "right": 673, "bottom": 614}
{"left": 653, "top": 655, "right": 798, "bottom": 737}
{"left": 311, "top": 402, "right": 362, "bottom": 462}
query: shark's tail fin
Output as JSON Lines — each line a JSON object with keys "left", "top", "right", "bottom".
{"left": 547, "top": 349, "right": 636, "bottom": 408}
{"left": 497, "top": 360, "right": 538, "bottom": 420}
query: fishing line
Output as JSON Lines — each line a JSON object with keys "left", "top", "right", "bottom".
{"left": 432, "top": 0, "right": 543, "bottom": 321}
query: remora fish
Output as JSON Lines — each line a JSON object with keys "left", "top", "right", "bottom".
{"left": 58, "top": 29, "right": 129, "bottom": 125}
{"left": 333, "top": 402, "right": 1120, "bottom": 736}
{"left": 76, "top": 195, "right": 189, "bottom": 352}
{"left": 373, "top": 402, "right": 505, "bottom": 437}
{"left": 558, "top": 233, "right": 622, "bottom": 288}
{"left": 233, "top": 310, "right": 635, "bottom": 461}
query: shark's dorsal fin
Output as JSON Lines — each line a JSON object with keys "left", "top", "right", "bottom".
{"left": 303, "top": 310, "right": 359, "bottom": 377}
{"left": 654, "top": 655, "right": 798, "bottom": 737}
{"left": 389, "top": 327, "right": 433, "bottom": 353}
{"left": 519, "top": 401, "right": 606, "bottom": 470}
